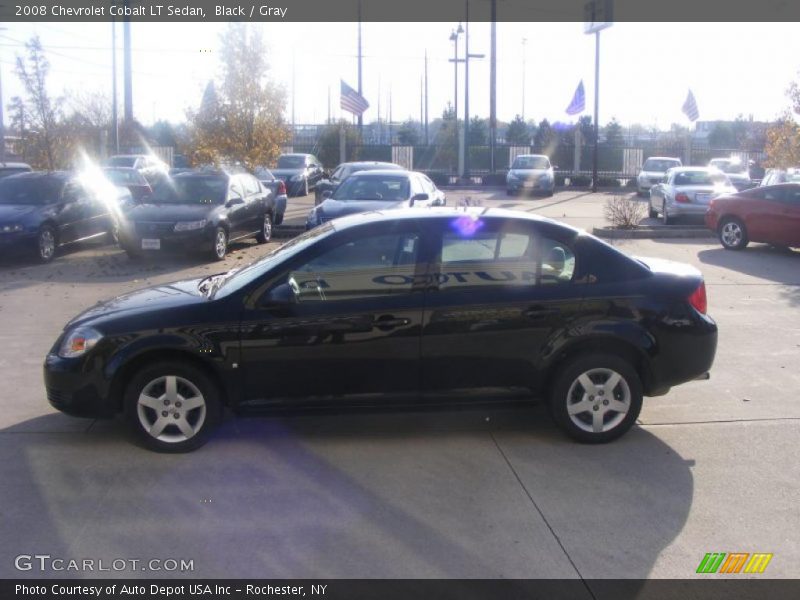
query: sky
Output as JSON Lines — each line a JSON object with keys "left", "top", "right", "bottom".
{"left": 1, "top": 21, "right": 799, "bottom": 129}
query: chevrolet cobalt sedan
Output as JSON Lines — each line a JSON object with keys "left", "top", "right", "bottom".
{"left": 44, "top": 208, "right": 717, "bottom": 452}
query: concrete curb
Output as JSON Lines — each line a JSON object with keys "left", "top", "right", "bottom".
{"left": 593, "top": 226, "right": 715, "bottom": 240}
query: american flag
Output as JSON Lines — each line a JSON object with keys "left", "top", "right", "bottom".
{"left": 682, "top": 89, "right": 699, "bottom": 121}
{"left": 565, "top": 80, "right": 585, "bottom": 115}
{"left": 340, "top": 80, "right": 369, "bottom": 116}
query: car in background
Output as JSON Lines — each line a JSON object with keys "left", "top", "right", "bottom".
{"left": 102, "top": 167, "right": 152, "bottom": 202}
{"left": 649, "top": 167, "right": 737, "bottom": 225}
{"left": 254, "top": 167, "right": 288, "bottom": 225}
{"left": 708, "top": 157, "right": 753, "bottom": 191}
{"left": 636, "top": 156, "right": 682, "bottom": 196}
{"left": 306, "top": 169, "right": 445, "bottom": 229}
{"left": 104, "top": 154, "right": 169, "bottom": 185}
{"left": 759, "top": 168, "right": 800, "bottom": 187}
{"left": 314, "top": 161, "right": 403, "bottom": 205}
{"left": 117, "top": 170, "right": 275, "bottom": 261}
{"left": 506, "top": 154, "right": 555, "bottom": 196}
{"left": 0, "top": 162, "right": 33, "bottom": 179}
{"left": 43, "top": 207, "right": 717, "bottom": 452}
{"left": 0, "top": 171, "right": 122, "bottom": 263}
{"left": 271, "top": 153, "right": 325, "bottom": 197}
{"left": 705, "top": 183, "right": 800, "bottom": 250}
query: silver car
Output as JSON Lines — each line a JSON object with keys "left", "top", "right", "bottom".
{"left": 636, "top": 157, "right": 682, "bottom": 196}
{"left": 649, "top": 167, "right": 737, "bottom": 225}
{"left": 506, "top": 154, "right": 555, "bottom": 196}
{"left": 708, "top": 157, "right": 752, "bottom": 191}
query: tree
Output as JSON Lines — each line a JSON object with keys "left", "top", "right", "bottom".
{"left": 468, "top": 116, "right": 488, "bottom": 145}
{"left": 14, "top": 36, "right": 63, "bottom": 169}
{"left": 578, "top": 115, "right": 594, "bottom": 145}
{"left": 708, "top": 122, "right": 735, "bottom": 149}
{"left": 764, "top": 112, "right": 800, "bottom": 168}
{"left": 505, "top": 115, "right": 530, "bottom": 145}
{"left": 533, "top": 119, "right": 555, "bottom": 151}
{"left": 431, "top": 104, "right": 458, "bottom": 171}
{"left": 316, "top": 120, "right": 361, "bottom": 167}
{"left": 149, "top": 120, "right": 179, "bottom": 148}
{"left": 187, "top": 24, "right": 289, "bottom": 169}
{"left": 604, "top": 117, "right": 624, "bottom": 147}
{"left": 396, "top": 120, "right": 420, "bottom": 145}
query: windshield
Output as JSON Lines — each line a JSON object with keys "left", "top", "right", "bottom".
{"left": 253, "top": 167, "right": 274, "bottom": 181}
{"left": 643, "top": 159, "right": 680, "bottom": 172}
{"left": 0, "top": 177, "right": 61, "bottom": 205}
{"left": 673, "top": 171, "right": 730, "bottom": 186}
{"left": 277, "top": 156, "right": 306, "bottom": 169}
{"left": 105, "top": 156, "right": 137, "bottom": 168}
{"left": 332, "top": 175, "right": 411, "bottom": 201}
{"left": 710, "top": 160, "right": 746, "bottom": 174}
{"left": 104, "top": 169, "right": 146, "bottom": 185}
{"left": 213, "top": 222, "right": 336, "bottom": 298}
{"left": 149, "top": 176, "right": 227, "bottom": 204}
{"left": 512, "top": 156, "right": 550, "bottom": 170}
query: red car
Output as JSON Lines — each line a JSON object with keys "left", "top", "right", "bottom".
{"left": 705, "top": 183, "right": 800, "bottom": 250}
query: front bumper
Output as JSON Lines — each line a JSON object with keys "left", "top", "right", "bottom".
{"left": 43, "top": 352, "right": 115, "bottom": 418}
{"left": 119, "top": 226, "right": 215, "bottom": 254}
{"left": 0, "top": 230, "right": 38, "bottom": 254}
{"left": 507, "top": 178, "right": 554, "bottom": 193}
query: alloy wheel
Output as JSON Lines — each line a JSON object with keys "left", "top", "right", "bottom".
{"left": 214, "top": 229, "right": 227, "bottom": 259}
{"left": 565, "top": 368, "right": 631, "bottom": 434}
{"left": 721, "top": 221, "right": 743, "bottom": 248}
{"left": 136, "top": 375, "right": 207, "bottom": 443}
{"left": 39, "top": 228, "right": 56, "bottom": 262}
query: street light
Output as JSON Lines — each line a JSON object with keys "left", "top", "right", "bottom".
{"left": 449, "top": 23, "right": 464, "bottom": 177}
{"left": 463, "top": 0, "right": 485, "bottom": 180}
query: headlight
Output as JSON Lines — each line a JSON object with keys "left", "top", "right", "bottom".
{"left": 58, "top": 327, "right": 103, "bottom": 358}
{"left": 174, "top": 219, "right": 207, "bottom": 232}
{"left": 0, "top": 224, "right": 23, "bottom": 233}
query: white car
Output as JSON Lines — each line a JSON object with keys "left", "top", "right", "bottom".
{"left": 636, "top": 157, "right": 682, "bottom": 196}
{"left": 506, "top": 154, "right": 555, "bottom": 197}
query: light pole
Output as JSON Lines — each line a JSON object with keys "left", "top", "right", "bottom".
{"left": 521, "top": 37, "right": 527, "bottom": 122}
{"left": 449, "top": 23, "right": 464, "bottom": 176}
{"left": 463, "top": 0, "right": 485, "bottom": 180}
{"left": 0, "top": 26, "right": 6, "bottom": 163}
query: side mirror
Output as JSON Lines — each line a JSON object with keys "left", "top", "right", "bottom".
{"left": 321, "top": 190, "right": 333, "bottom": 200}
{"left": 226, "top": 194, "right": 244, "bottom": 207}
{"left": 260, "top": 282, "right": 296, "bottom": 309}
{"left": 411, "top": 193, "right": 429, "bottom": 205}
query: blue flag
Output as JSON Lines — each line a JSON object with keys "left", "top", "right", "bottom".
{"left": 566, "top": 80, "right": 585, "bottom": 116}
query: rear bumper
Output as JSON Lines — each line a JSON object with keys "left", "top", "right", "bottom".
{"left": 665, "top": 203, "right": 710, "bottom": 217}
{"left": 646, "top": 312, "right": 718, "bottom": 393}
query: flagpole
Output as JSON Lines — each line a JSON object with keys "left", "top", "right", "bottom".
{"left": 357, "top": 0, "right": 363, "bottom": 137}
{"left": 592, "top": 29, "right": 600, "bottom": 193}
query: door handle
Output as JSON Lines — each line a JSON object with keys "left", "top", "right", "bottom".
{"left": 524, "top": 306, "right": 560, "bottom": 320}
{"left": 373, "top": 315, "right": 411, "bottom": 331}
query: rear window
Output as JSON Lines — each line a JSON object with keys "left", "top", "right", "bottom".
{"left": 673, "top": 171, "right": 729, "bottom": 186}
{"left": 106, "top": 156, "right": 137, "bottom": 168}
{"left": 643, "top": 159, "right": 680, "bottom": 172}
{"left": 277, "top": 156, "right": 305, "bottom": 169}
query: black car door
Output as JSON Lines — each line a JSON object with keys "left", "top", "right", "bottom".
{"left": 420, "top": 217, "right": 584, "bottom": 392}
{"left": 225, "top": 177, "right": 250, "bottom": 239}
{"left": 56, "top": 181, "right": 89, "bottom": 243}
{"left": 238, "top": 220, "right": 429, "bottom": 401}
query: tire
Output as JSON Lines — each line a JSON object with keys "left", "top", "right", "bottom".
{"left": 546, "top": 189, "right": 554, "bottom": 197}
{"left": 548, "top": 353, "right": 643, "bottom": 444}
{"left": 718, "top": 217, "right": 749, "bottom": 250}
{"left": 125, "top": 249, "right": 143, "bottom": 260}
{"left": 506, "top": 188, "right": 516, "bottom": 196}
{"left": 106, "top": 222, "right": 120, "bottom": 246}
{"left": 123, "top": 360, "right": 222, "bottom": 453}
{"left": 648, "top": 203, "right": 657, "bottom": 218}
{"left": 36, "top": 225, "right": 57, "bottom": 263}
{"left": 211, "top": 227, "right": 228, "bottom": 261}
{"left": 255, "top": 212, "right": 273, "bottom": 244}
{"left": 661, "top": 201, "right": 672, "bottom": 225}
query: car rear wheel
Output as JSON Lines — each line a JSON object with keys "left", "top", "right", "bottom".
{"left": 36, "top": 225, "right": 57, "bottom": 263}
{"left": 123, "top": 361, "right": 222, "bottom": 453}
{"left": 211, "top": 227, "right": 228, "bottom": 261}
{"left": 648, "top": 202, "right": 657, "bottom": 218}
{"left": 549, "top": 353, "right": 642, "bottom": 443}
{"left": 255, "top": 213, "right": 273, "bottom": 244}
{"left": 719, "top": 218, "right": 749, "bottom": 250}
{"left": 661, "top": 201, "right": 672, "bottom": 225}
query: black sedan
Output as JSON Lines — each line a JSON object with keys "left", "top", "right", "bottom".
{"left": 0, "top": 171, "right": 122, "bottom": 263}
{"left": 44, "top": 208, "right": 717, "bottom": 452}
{"left": 118, "top": 170, "right": 275, "bottom": 261}
{"left": 271, "top": 153, "right": 325, "bottom": 197}
{"left": 314, "top": 161, "right": 403, "bottom": 205}
{"left": 306, "top": 170, "right": 445, "bottom": 229}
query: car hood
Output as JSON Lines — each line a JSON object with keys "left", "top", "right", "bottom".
{"left": 123, "top": 202, "right": 217, "bottom": 222}
{"left": 271, "top": 168, "right": 304, "bottom": 179}
{"left": 316, "top": 198, "right": 409, "bottom": 217}
{"left": 65, "top": 278, "right": 208, "bottom": 330}
{"left": 508, "top": 169, "right": 550, "bottom": 178}
{"left": 0, "top": 203, "right": 41, "bottom": 222}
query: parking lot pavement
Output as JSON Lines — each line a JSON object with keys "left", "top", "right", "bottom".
{"left": 0, "top": 190, "right": 797, "bottom": 579}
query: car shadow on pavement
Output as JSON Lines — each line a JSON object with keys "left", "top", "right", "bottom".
{"left": 0, "top": 405, "right": 693, "bottom": 583}
{"left": 697, "top": 245, "right": 800, "bottom": 306}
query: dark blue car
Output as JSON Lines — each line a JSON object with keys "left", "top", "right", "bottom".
{"left": 0, "top": 171, "right": 122, "bottom": 263}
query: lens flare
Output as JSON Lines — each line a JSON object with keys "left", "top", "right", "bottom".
{"left": 451, "top": 215, "right": 484, "bottom": 237}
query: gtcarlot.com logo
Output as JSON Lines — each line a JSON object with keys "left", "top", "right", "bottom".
{"left": 696, "top": 552, "right": 773, "bottom": 574}
{"left": 14, "top": 554, "right": 194, "bottom": 573}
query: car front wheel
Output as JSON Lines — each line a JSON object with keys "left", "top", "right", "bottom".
{"left": 37, "top": 225, "right": 57, "bottom": 263}
{"left": 719, "top": 218, "right": 749, "bottom": 250}
{"left": 211, "top": 227, "right": 228, "bottom": 261}
{"left": 549, "top": 353, "right": 643, "bottom": 443}
{"left": 255, "top": 213, "right": 273, "bottom": 243}
{"left": 123, "top": 361, "right": 222, "bottom": 453}
{"left": 661, "top": 201, "right": 672, "bottom": 225}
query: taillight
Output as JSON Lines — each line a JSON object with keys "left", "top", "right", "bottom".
{"left": 688, "top": 281, "right": 707, "bottom": 314}
{"left": 277, "top": 180, "right": 287, "bottom": 195}
{"left": 675, "top": 193, "right": 690, "bottom": 203}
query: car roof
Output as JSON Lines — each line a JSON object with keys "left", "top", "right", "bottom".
{"left": 347, "top": 169, "right": 413, "bottom": 177}
{"left": 513, "top": 154, "right": 549, "bottom": 159}
{"left": 342, "top": 161, "right": 402, "bottom": 168}
{"left": 645, "top": 156, "right": 681, "bottom": 161}
{"left": 327, "top": 206, "right": 580, "bottom": 234}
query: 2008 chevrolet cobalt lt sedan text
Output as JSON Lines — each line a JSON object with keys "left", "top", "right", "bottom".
{"left": 44, "top": 208, "right": 717, "bottom": 452}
